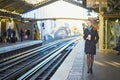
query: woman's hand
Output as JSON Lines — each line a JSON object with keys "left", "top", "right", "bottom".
{"left": 86, "top": 34, "right": 91, "bottom": 40}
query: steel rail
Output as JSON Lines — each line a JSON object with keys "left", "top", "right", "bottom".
{"left": 17, "top": 39, "right": 77, "bottom": 80}
{"left": 0, "top": 39, "right": 75, "bottom": 80}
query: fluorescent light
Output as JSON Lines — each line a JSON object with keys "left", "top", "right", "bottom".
{"left": 24, "top": 0, "right": 46, "bottom": 5}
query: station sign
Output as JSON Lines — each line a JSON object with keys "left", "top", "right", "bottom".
{"left": 86, "top": 0, "right": 107, "bottom": 8}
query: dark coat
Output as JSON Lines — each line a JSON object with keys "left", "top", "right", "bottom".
{"left": 84, "top": 27, "right": 99, "bottom": 55}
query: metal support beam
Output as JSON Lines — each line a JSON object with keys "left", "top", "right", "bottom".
{"left": 63, "top": 0, "right": 84, "bottom": 7}
{"left": 114, "top": 1, "right": 120, "bottom": 8}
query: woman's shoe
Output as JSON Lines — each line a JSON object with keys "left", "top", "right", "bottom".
{"left": 90, "top": 68, "right": 93, "bottom": 74}
{"left": 87, "top": 68, "right": 90, "bottom": 73}
{"left": 87, "top": 70, "right": 89, "bottom": 73}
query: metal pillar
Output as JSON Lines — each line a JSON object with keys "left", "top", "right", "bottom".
{"left": 99, "top": 14, "right": 104, "bottom": 50}
{"left": 113, "top": 21, "right": 117, "bottom": 48}
{"left": 106, "top": 20, "right": 110, "bottom": 49}
{"left": 0, "top": 21, "right": 1, "bottom": 36}
{"left": 105, "top": 19, "right": 108, "bottom": 49}
{"left": 11, "top": 19, "right": 15, "bottom": 29}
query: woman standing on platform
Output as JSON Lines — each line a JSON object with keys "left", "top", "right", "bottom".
{"left": 83, "top": 20, "right": 99, "bottom": 74}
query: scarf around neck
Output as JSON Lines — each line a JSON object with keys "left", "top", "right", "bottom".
{"left": 87, "top": 26, "right": 92, "bottom": 31}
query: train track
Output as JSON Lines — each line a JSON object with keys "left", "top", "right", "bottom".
{"left": 0, "top": 38, "right": 78, "bottom": 80}
{"left": 21, "top": 41, "right": 76, "bottom": 80}
{"left": 0, "top": 42, "right": 42, "bottom": 61}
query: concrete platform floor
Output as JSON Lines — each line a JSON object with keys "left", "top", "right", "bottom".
{"left": 51, "top": 39, "right": 120, "bottom": 80}
{"left": 83, "top": 49, "right": 120, "bottom": 80}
